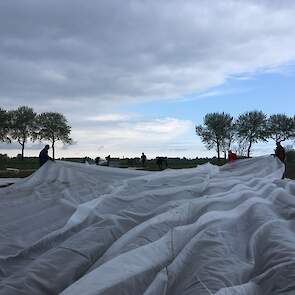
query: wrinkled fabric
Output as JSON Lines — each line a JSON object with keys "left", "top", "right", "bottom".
{"left": 0, "top": 156, "right": 294, "bottom": 295}
{"left": 0, "top": 178, "right": 20, "bottom": 186}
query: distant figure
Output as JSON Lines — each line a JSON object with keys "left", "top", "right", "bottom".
{"left": 141, "top": 153, "right": 147, "bottom": 167}
{"left": 275, "top": 142, "right": 286, "bottom": 163}
{"left": 106, "top": 155, "right": 111, "bottom": 166}
{"left": 156, "top": 157, "right": 168, "bottom": 170}
{"left": 228, "top": 150, "right": 237, "bottom": 162}
{"left": 95, "top": 157, "right": 100, "bottom": 165}
{"left": 39, "top": 145, "right": 51, "bottom": 167}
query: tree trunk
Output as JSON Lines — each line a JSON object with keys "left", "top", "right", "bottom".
{"left": 52, "top": 141, "right": 55, "bottom": 160}
{"left": 247, "top": 141, "right": 252, "bottom": 158}
{"left": 217, "top": 142, "right": 220, "bottom": 160}
{"left": 21, "top": 141, "right": 25, "bottom": 160}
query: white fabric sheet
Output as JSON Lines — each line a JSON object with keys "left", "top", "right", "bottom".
{"left": 0, "top": 156, "right": 294, "bottom": 295}
{"left": 0, "top": 178, "right": 20, "bottom": 187}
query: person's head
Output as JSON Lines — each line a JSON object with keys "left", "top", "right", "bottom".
{"left": 45, "top": 144, "right": 50, "bottom": 150}
{"left": 276, "top": 141, "right": 281, "bottom": 147}
{"left": 228, "top": 150, "right": 232, "bottom": 154}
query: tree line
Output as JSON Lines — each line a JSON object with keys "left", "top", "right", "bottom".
{"left": 196, "top": 111, "right": 295, "bottom": 159}
{"left": 0, "top": 106, "right": 72, "bottom": 160}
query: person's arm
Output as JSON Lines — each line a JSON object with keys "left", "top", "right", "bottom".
{"left": 45, "top": 151, "right": 53, "bottom": 161}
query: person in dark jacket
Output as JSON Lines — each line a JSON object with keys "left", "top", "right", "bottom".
{"left": 156, "top": 157, "right": 168, "bottom": 170}
{"left": 141, "top": 153, "right": 147, "bottom": 167}
{"left": 275, "top": 142, "right": 286, "bottom": 179}
{"left": 105, "top": 155, "right": 111, "bottom": 166}
{"left": 39, "top": 145, "right": 52, "bottom": 167}
{"left": 275, "top": 142, "right": 286, "bottom": 163}
{"left": 95, "top": 157, "right": 100, "bottom": 165}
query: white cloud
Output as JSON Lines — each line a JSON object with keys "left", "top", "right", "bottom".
{"left": 1, "top": 1, "right": 295, "bottom": 157}
{"left": 133, "top": 118, "right": 193, "bottom": 135}
{"left": 1, "top": 0, "right": 295, "bottom": 111}
{"left": 73, "top": 117, "right": 194, "bottom": 143}
{"left": 86, "top": 113, "right": 135, "bottom": 122}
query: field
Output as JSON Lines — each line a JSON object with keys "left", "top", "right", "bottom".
{"left": 0, "top": 153, "right": 295, "bottom": 179}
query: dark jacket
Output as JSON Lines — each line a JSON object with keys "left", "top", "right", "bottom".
{"left": 39, "top": 149, "right": 50, "bottom": 166}
{"left": 275, "top": 145, "right": 286, "bottom": 163}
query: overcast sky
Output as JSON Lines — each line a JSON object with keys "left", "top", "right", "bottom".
{"left": 1, "top": 0, "right": 295, "bottom": 158}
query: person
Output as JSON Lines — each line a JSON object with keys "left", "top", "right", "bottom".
{"left": 156, "top": 157, "right": 163, "bottom": 170}
{"left": 228, "top": 150, "right": 237, "bottom": 162}
{"left": 95, "top": 157, "right": 100, "bottom": 165}
{"left": 39, "top": 145, "right": 52, "bottom": 167}
{"left": 156, "top": 156, "right": 168, "bottom": 170}
{"left": 105, "top": 155, "right": 111, "bottom": 166}
{"left": 275, "top": 142, "right": 286, "bottom": 163}
{"left": 141, "top": 153, "right": 147, "bottom": 167}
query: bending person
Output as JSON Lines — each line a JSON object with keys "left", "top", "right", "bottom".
{"left": 228, "top": 150, "right": 237, "bottom": 162}
{"left": 39, "top": 144, "right": 52, "bottom": 167}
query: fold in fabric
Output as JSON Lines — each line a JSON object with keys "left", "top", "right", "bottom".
{"left": 1, "top": 156, "right": 294, "bottom": 295}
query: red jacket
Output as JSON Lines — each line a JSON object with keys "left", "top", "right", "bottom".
{"left": 228, "top": 152, "right": 237, "bottom": 162}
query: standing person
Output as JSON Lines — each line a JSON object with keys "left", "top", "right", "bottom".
{"left": 39, "top": 144, "right": 52, "bottom": 167}
{"left": 275, "top": 142, "right": 286, "bottom": 179}
{"left": 275, "top": 142, "right": 286, "bottom": 163}
{"left": 141, "top": 153, "right": 147, "bottom": 167}
{"left": 95, "top": 157, "right": 100, "bottom": 165}
{"left": 105, "top": 155, "right": 111, "bottom": 166}
{"left": 156, "top": 157, "right": 163, "bottom": 170}
{"left": 156, "top": 157, "right": 167, "bottom": 170}
{"left": 228, "top": 150, "right": 237, "bottom": 162}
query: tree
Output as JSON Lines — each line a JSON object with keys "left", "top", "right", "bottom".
{"left": 267, "top": 114, "right": 295, "bottom": 143}
{"left": 236, "top": 111, "right": 268, "bottom": 157}
{"left": 35, "top": 112, "right": 72, "bottom": 159}
{"left": 0, "top": 107, "right": 11, "bottom": 143}
{"left": 221, "top": 122, "right": 236, "bottom": 159}
{"left": 9, "top": 106, "right": 37, "bottom": 160}
{"left": 196, "top": 112, "right": 234, "bottom": 160}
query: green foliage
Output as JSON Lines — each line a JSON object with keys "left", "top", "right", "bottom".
{"left": 35, "top": 112, "right": 72, "bottom": 159}
{"left": 9, "top": 106, "right": 37, "bottom": 159}
{"left": 235, "top": 111, "right": 268, "bottom": 157}
{"left": 0, "top": 157, "right": 39, "bottom": 170}
{"left": 0, "top": 108, "right": 11, "bottom": 143}
{"left": 267, "top": 114, "right": 295, "bottom": 143}
{"left": 196, "top": 112, "right": 234, "bottom": 159}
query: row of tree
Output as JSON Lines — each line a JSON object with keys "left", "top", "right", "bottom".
{"left": 0, "top": 106, "right": 72, "bottom": 160}
{"left": 196, "top": 111, "right": 295, "bottom": 159}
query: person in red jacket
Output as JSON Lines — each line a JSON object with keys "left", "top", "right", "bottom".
{"left": 228, "top": 150, "right": 237, "bottom": 162}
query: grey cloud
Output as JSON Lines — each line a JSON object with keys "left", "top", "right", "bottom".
{"left": 0, "top": 142, "right": 43, "bottom": 150}
{"left": 1, "top": 0, "right": 295, "bottom": 114}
